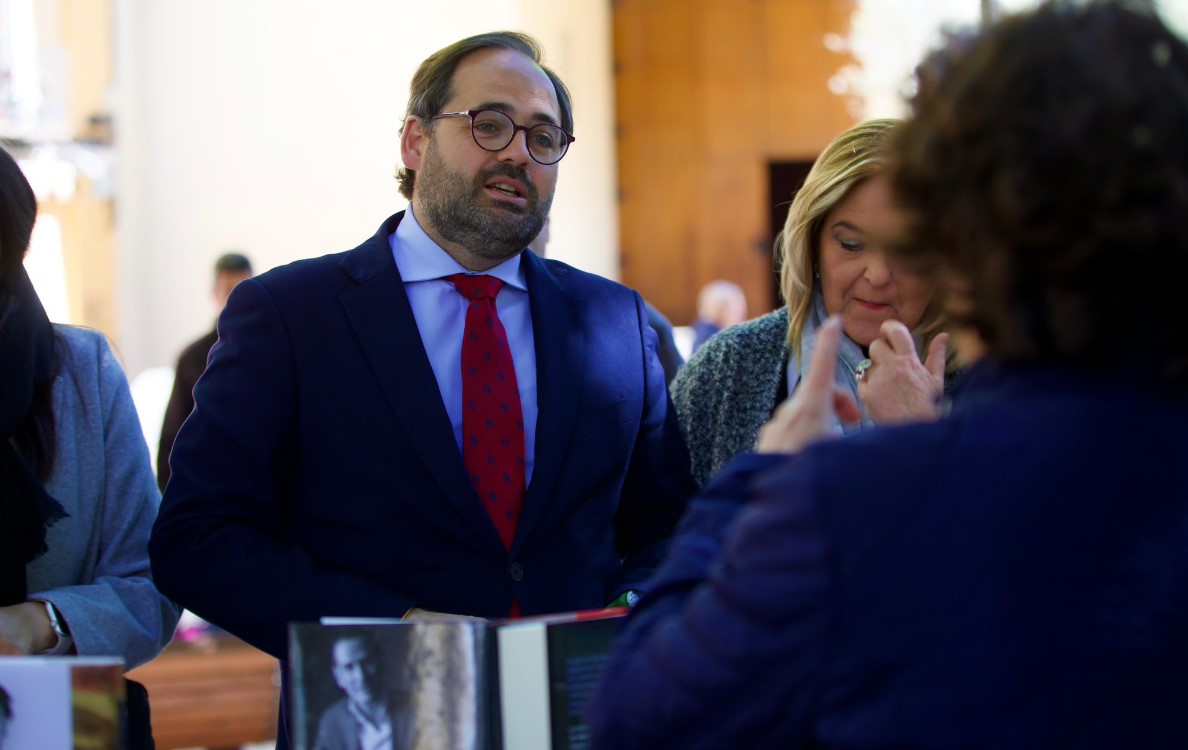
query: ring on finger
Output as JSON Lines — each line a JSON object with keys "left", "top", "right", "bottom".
{"left": 854, "top": 358, "right": 873, "bottom": 381}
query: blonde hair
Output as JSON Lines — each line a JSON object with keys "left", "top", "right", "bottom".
{"left": 774, "top": 118, "right": 946, "bottom": 362}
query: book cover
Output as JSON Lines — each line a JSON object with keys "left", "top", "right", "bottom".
{"left": 497, "top": 609, "right": 624, "bottom": 750}
{"left": 289, "top": 620, "right": 497, "bottom": 750}
{"left": 289, "top": 610, "right": 624, "bottom": 750}
{"left": 0, "top": 657, "right": 123, "bottom": 750}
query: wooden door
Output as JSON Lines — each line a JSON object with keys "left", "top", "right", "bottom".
{"left": 613, "top": 0, "right": 857, "bottom": 325}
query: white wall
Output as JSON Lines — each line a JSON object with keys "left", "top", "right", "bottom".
{"left": 114, "top": 0, "right": 616, "bottom": 378}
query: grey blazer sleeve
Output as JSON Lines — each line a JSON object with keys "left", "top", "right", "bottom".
{"left": 29, "top": 327, "right": 181, "bottom": 668}
{"left": 670, "top": 309, "right": 789, "bottom": 487}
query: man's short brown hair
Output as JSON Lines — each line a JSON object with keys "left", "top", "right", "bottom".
{"left": 395, "top": 32, "right": 574, "bottom": 200}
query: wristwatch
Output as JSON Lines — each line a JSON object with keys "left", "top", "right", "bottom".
{"left": 34, "top": 600, "right": 74, "bottom": 655}
{"left": 607, "top": 590, "right": 641, "bottom": 609}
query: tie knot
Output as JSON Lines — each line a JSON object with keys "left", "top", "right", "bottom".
{"left": 447, "top": 273, "right": 504, "bottom": 301}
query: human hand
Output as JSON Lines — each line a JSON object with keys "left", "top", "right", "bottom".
{"left": 357, "top": 717, "right": 393, "bottom": 750}
{"left": 346, "top": 703, "right": 394, "bottom": 750}
{"left": 0, "top": 601, "right": 56, "bottom": 655}
{"left": 757, "top": 316, "right": 862, "bottom": 454}
{"left": 858, "top": 320, "right": 947, "bottom": 425}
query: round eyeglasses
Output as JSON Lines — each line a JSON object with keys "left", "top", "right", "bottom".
{"left": 429, "top": 109, "right": 575, "bottom": 165}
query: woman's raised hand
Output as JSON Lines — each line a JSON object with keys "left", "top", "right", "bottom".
{"left": 757, "top": 317, "right": 862, "bottom": 455}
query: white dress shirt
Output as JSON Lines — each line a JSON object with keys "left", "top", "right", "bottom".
{"left": 389, "top": 209, "right": 538, "bottom": 484}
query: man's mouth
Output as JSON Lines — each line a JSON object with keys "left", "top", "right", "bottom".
{"left": 482, "top": 178, "right": 531, "bottom": 210}
{"left": 490, "top": 183, "right": 522, "bottom": 197}
{"left": 478, "top": 165, "right": 535, "bottom": 206}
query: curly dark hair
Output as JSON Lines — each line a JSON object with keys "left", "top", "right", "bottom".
{"left": 395, "top": 31, "right": 574, "bottom": 201}
{"left": 889, "top": 0, "right": 1188, "bottom": 385}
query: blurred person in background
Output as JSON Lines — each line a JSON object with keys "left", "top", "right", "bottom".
{"left": 156, "top": 251, "right": 252, "bottom": 491}
{"left": 689, "top": 279, "right": 747, "bottom": 353}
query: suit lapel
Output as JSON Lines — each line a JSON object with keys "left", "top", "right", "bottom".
{"left": 513, "top": 252, "right": 584, "bottom": 552}
{"left": 337, "top": 213, "right": 505, "bottom": 553}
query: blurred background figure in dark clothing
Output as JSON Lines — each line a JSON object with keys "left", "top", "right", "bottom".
{"left": 157, "top": 252, "right": 252, "bottom": 491}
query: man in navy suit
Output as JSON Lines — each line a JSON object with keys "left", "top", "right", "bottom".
{"left": 149, "top": 31, "right": 693, "bottom": 747}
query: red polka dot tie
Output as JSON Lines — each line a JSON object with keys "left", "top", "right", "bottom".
{"left": 446, "top": 274, "right": 526, "bottom": 552}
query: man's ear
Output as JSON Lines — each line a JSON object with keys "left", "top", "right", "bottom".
{"left": 401, "top": 117, "right": 428, "bottom": 170}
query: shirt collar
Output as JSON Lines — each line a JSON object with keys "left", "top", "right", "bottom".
{"left": 391, "top": 207, "right": 527, "bottom": 291}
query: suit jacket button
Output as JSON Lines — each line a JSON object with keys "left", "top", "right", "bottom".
{"left": 508, "top": 562, "right": 524, "bottom": 582}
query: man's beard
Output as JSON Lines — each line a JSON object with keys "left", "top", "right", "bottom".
{"left": 416, "top": 146, "right": 552, "bottom": 265}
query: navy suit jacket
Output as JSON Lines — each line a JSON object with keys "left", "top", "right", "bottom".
{"left": 149, "top": 212, "right": 694, "bottom": 662}
{"left": 589, "top": 361, "right": 1188, "bottom": 750}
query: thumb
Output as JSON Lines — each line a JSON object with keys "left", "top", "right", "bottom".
{"left": 925, "top": 332, "right": 948, "bottom": 382}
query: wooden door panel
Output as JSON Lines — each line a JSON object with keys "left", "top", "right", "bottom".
{"left": 615, "top": 0, "right": 858, "bottom": 324}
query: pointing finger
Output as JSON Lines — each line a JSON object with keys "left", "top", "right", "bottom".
{"left": 804, "top": 316, "right": 843, "bottom": 398}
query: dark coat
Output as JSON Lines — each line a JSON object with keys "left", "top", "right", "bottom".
{"left": 590, "top": 361, "right": 1188, "bottom": 750}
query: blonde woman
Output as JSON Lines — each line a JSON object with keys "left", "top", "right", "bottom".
{"left": 671, "top": 119, "right": 949, "bottom": 486}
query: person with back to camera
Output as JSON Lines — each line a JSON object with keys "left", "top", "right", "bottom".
{"left": 588, "top": 1, "right": 1188, "bottom": 748}
{"left": 156, "top": 251, "right": 252, "bottom": 491}
{"left": 148, "top": 30, "right": 693, "bottom": 750}
{"left": 672, "top": 118, "right": 951, "bottom": 486}
{"left": 0, "top": 147, "right": 180, "bottom": 747}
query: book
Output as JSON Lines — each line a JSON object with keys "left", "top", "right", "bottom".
{"left": 289, "top": 619, "right": 497, "bottom": 750}
{"left": 288, "top": 609, "right": 625, "bottom": 750}
{"left": 0, "top": 657, "right": 124, "bottom": 750}
{"left": 497, "top": 610, "right": 624, "bottom": 750}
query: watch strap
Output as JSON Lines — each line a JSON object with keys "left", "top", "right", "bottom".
{"left": 32, "top": 599, "right": 74, "bottom": 655}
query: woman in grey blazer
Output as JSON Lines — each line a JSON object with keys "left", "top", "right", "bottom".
{"left": 0, "top": 146, "right": 179, "bottom": 667}
{"left": 672, "top": 119, "right": 953, "bottom": 487}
